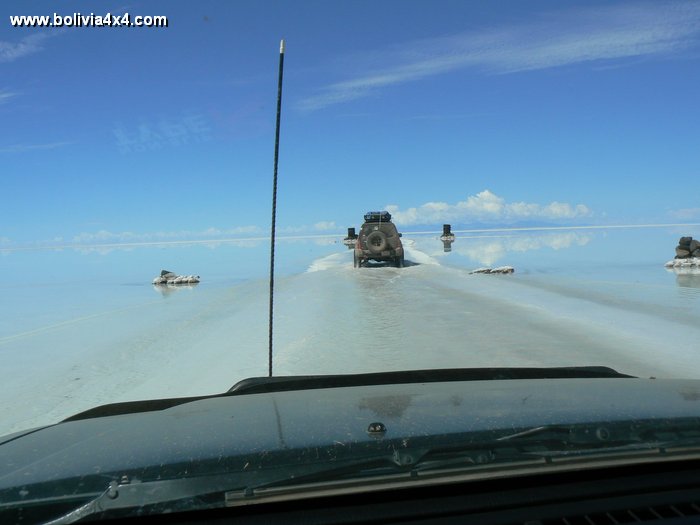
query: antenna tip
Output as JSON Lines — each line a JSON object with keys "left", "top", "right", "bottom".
{"left": 280, "top": 39, "right": 285, "bottom": 53}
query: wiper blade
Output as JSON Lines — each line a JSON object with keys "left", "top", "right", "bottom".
{"left": 15, "top": 447, "right": 522, "bottom": 523}
{"left": 233, "top": 419, "right": 700, "bottom": 496}
{"left": 33, "top": 418, "right": 700, "bottom": 523}
{"left": 496, "top": 418, "right": 700, "bottom": 447}
{"left": 232, "top": 438, "right": 700, "bottom": 503}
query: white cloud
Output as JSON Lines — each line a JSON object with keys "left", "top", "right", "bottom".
{"left": 313, "top": 221, "right": 337, "bottom": 231}
{"left": 0, "top": 141, "right": 72, "bottom": 154}
{"left": 0, "top": 90, "right": 17, "bottom": 104}
{"left": 71, "top": 226, "right": 263, "bottom": 244}
{"left": 278, "top": 225, "right": 306, "bottom": 234}
{"left": 61, "top": 225, "right": 340, "bottom": 249}
{"left": 386, "top": 190, "right": 591, "bottom": 226}
{"left": 299, "top": 2, "right": 700, "bottom": 111}
{"left": 0, "top": 32, "right": 57, "bottom": 63}
{"left": 277, "top": 222, "right": 342, "bottom": 234}
{"left": 670, "top": 208, "right": 700, "bottom": 220}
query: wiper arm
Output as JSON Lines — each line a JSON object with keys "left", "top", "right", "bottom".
{"left": 42, "top": 456, "right": 407, "bottom": 524}
{"left": 44, "top": 473, "right": 255, "bottom": 524}
{"left": 44, "top": 483, "right": 115, "bottom": 525}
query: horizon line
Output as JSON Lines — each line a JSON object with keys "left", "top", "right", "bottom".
{"left": 2, "top": 223, "right": 699, "bottom": 253}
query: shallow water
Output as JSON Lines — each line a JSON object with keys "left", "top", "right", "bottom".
{"left": 1, "top": 227, "right": 699, "bottom": 436}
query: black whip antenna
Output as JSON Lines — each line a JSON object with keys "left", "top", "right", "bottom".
{"left": 268, "top": 39, "right": 285, "bottom": 377}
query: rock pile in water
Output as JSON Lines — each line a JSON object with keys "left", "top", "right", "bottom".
{"left": 469, "top": 266, "right": 515, "bottom": 275}
{"left": 665, "top": 236, "right": 700, "bottom": 269}
{"left": 152, "top": 270, "right": 200, "bottom": 285}
{"left": 675, "top": 237, "right": 700, "bottom": 258}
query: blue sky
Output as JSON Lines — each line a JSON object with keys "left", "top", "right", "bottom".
{"left": 2, "top": 0, "right": 700, "bottom": 249}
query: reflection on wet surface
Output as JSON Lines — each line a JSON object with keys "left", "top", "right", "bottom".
{"left": 680, "top": 388, "right": 700, "bottom": 402}
{"left": 152, "top": 283, "right": 199, "bottom": 297}
{"left": 359, "top": 395, "right": 413, "bottom": 419}
{"left": 674, "top": 272, "right": 700, "bottom": 289}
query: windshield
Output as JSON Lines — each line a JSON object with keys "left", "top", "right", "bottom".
{"left": 2, "top": 0, "right": 700, "bottom": 521}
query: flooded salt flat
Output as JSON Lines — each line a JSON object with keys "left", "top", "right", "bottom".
{"left": 0, "top": 226, "right": 699, "bottom": 436}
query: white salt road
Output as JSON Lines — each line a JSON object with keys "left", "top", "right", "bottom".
{"left": 278, "top": 244, "right": 700, "bottom": 378}
{"left": 1, "top": 243, "right": 700, "bottom": 437}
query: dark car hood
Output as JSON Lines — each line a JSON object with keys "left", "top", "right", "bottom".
{"left": 4, "top": 374, "right": 700, "bottom": 493}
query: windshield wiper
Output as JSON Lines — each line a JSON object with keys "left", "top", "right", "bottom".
{"left": 249, "top": 422, "right": 700, "bottom": 487}
{"left": 41, "top": 459, "right": 406, "bottom": 524}
{"left": 38, "top": 418, "right": 700, "bottom": 523}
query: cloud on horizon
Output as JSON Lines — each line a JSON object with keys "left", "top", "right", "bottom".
{"left": 386, "top": 190, "right": 591, "bottom": 226}
{"left": 670, "top": 207, "right": 700, "bottom": 220}
{"left": 437, "top": 231, "right": 593, "bottom": 266}
{"left": 71, "top": 225, "right": 263, "bottom": 245}
{"left": 0, "top": 225, "right": 347, "bottom": 254}
{"left": 313, "top": 221, "right": 338, "bottom": 231}
{"left": 298, "top": 2, "right": 700, "bottom": 111}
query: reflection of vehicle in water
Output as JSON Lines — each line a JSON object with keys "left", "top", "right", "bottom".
{"left": 343, "top": 227, "right": 358, "bottom": 249}
{"left": 440, "top": 224, "right": 455, "bottom": 252}
{"left": 5, "top": 367, "right": 700, "bottom": 523}
{"left": 354, "top": 211, "right": 404, "bottom": 268}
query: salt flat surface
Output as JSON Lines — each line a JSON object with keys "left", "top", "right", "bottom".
{"left": 1, "top": 228, "right": 699, "bottom": 436}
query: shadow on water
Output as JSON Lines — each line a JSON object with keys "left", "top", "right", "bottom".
{"left": 152, "top": 283, "right": 200, "bottom": 297}
{"left": 358, "top": 259, "right": 420, "bottom": 269}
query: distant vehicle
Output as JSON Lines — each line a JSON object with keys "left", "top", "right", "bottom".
{"left": 440, "top": 224, "right": 455, "bottom": 252}
{"left": 343, "top": 227, "right": 358, "bottom": 248}
{"left": 354, "top": 211, "right": 404, "bottom": 268}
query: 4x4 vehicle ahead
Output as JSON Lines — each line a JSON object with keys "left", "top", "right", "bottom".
{"left": 354, "top": 211, "right": 404, "bottom": 268}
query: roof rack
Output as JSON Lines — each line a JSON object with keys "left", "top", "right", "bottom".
{"left": 364, "top": 211, "right": 392, "bottom": 222}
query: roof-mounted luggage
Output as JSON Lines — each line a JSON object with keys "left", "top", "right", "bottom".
{"left": 363, "top": 211, "right": 392, "bottom": 223}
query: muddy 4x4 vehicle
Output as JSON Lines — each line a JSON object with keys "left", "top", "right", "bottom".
{"left": 354, "top": 211, "right": 404, "bottom": 268}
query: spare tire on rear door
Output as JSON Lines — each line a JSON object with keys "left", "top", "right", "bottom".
{"left": 366, "top": 230, "right": 387, "bottom": 254}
